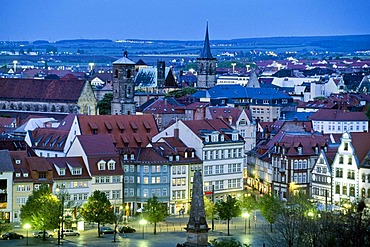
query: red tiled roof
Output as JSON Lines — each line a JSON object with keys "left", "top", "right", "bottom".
{"left": 76, "top": 135, "right": 117, "bottom": 156}
{"left": 78, "top": 115, "right": 158, "bottom": 148}
{"left": 47, "top": 156, "right": 91, "bottom": 180}
{"left": 182, "top": 119, "right": 236, "bottom": 141}
{"left": 207, "top": 107, "right": 245, "bottom": 125}
{"left": 10, "top": 151, "right": 34, "bottom": 182}
{"left": 30, "top": 128, "right": 68, "bottom": 151}
{"left": 0, "top": 117, "right": 16, "bottom": 127}
{"left": 309, "top": 109, "right": 368, "bottom": 121}
{"left": 0, "top": 78, "right": 87, "bottom": 102}
{"left": 27, "top": 156, "right": 52, "bottom": 172}
{"left": 350, "top": 132, "right": 370, "bottom": 164}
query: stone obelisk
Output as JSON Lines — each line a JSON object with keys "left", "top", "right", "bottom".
{"left": 184, "top": 170, "right": 210, "bottom": 246}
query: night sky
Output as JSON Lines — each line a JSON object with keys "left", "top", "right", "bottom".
{"left": 1, "top": 0, "right": 369, "bottom": 41}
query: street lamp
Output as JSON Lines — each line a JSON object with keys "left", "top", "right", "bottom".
{"left": 140, "top": 219, "right": 147, "bottom": 239}
{"left": 55, "top": 188, "right": 65, "bottom": 241}
{"left": 24, "top": 223, "right": 31, "bottom": 246}
{"left": 242, "top": 212, "right": 250, "bottom": 234}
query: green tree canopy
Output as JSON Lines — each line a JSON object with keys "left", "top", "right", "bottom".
{"left": 142, "top": 196, "right": 169, "bottom": 235}
{"left": 166, "top": 87, "right": 198, "bottom": 98}
{"left": 20, "top": 184, "right": 60, "bottom": 239}
{"left": 80, "top": 190, "right": 115, "bottom": 237}
{"left": 97, "top": 93, "right": 113, "bottom": 115}
{"left": 215, "top": 195, "right": 241, "bottom": 236}
{"left": 258, "top": 194, "right": 283, "bottom": 232}
{"left": 239, "top": 192, "right": 258, "bottom": 213}
{"left": 204, "top": 196, "right": 216, "bottom": 230}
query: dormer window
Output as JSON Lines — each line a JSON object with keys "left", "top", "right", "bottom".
{"left": 298, "top": 147, "right": 302, "bottom": 155}
{"left": 191, "top": 152, "right": 195, "bottom": 158}
{"left": 211, "top": 134, "right": 218, "bottom": 142}
{"left": 98, "top": 161, "right": 106, "bottom": 170}
{"left": 184, "top": 152, "right": 188, "bottom": 158}
{"left": 108, "top": 160, "right": 116, "bottom": 170}
{"left": 205, "top": 136, "right": 209, "bottom": 142}
{"left": 124, "top": 154, "right": 128, "bottom": 160}
{"left": 72, "top": 168, "right": 82, "bottom": 175}
{"left": 15, "top": 159, "right": 21, "bottom": 165}
{"left": 169, "top": 156, "right": 173, "bottom": 161}
{"left": 220, "top": 135, "right": 224, "bottom": 142}
{"left": 232, "top": 134, "right": 238, "bottom": 141}
{"left": 16, "top": 172, "right": 21, "bottom": 177}
{"left": 24, "top": 173, "right": 28, "bottom": 177}
{"left": 130, "top": 154, "right": 135, "bottom": 160}
{"left": 315, "top": 147, "right": 318, "bottom": 154}
{"left": 60, "top": 169, "right": 65, "bottom": 176}
{"left": 176, "top": 155, "right": 180, "bottom": 161}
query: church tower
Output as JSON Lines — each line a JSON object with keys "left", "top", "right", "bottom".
{"left": 196, "top": 23, "right": 217, "bottom": 89}
{"left": 111, "top": 51, "right": 136, "bottom": 115}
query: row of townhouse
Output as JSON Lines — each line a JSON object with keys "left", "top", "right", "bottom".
{"left": 0, "top": 114, "right": 246, "bottom": 223}
{"left": 312, "top": 132, "right": 370, "bottom": 208}
{"left": 247, "top": 117, "right": 370, "bottom": 209}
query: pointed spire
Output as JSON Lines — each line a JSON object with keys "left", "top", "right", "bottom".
{"left": 200, "top": 22, "right": 213, "bottom": 59}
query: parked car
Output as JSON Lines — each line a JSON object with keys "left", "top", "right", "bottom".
{"left": 33, "top": 231, "right": 53, "bottom": 238}
{"left": 2, "top": 232, "right": 24, "bottom": 240}
{"left": 119, "top": 226, "right": 136, "bottom": 233}
{"left": 61, "top": 229, "right": 80, "bottom": 237}
{"left": 99, "top": 227, "right": 116, "bottom": 235}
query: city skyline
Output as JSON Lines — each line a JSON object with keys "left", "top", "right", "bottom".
{"left": 1, "top": 0, "right": 370, "bottom": 42}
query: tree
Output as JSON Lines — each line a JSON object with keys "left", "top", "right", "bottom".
{"left": 239, "top": 192, "right": 258, "bottom": 213}
{"left": 142, "top": 196, "right": 169, "bottom": 235}
{"left": 204, "top": 196, "right": 216, "bottom": 230}
{"left": 80, "top": 190, "right": 116, "bottom": 237}
{"left": 258, "top": 194, "right": 283, "bottom": 232}
{"left": 215, "top": 195, "right": 241, "bottom": 236}
{"left": 20, "top": 184, "right": 60, "bottom": 240}
{"left": 166, "top": 87, "right": 197, "bottom": 98}
{"left": 97, "top": 93, "right": 113, "bottom": 115}
{"left": 0, "top": 222, "right": 12, "bottom": 235}
{"left": 211, "top": 237, "right": 250, "bottom": 247}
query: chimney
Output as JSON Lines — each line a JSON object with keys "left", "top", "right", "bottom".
{"left": 174, "top": 128, "right": 179, "bottom": 139}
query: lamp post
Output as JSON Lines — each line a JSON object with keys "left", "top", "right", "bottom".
{"left": 242, "top": 212, "right": 250, "bottom": 234}
{"left": 55, "top": 188, "right": 65, "bottom": 242}
{"left": 24, "top": 223, "right": 31, "bottom": 246}
{"left": 140, "top": 219, "right": 147, "bottom": 239}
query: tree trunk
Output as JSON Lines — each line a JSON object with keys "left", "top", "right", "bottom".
{"left": 227, "top": 219, "right": 230, "bottom": 236}
{"left": 154, "top": 222, "right": 157, "bottom": 235}
{"left": 113, "top": 223, "right": 117, "bottom": 242}
{"left": 98, "top": 222, "right": 101, "bottom": 238}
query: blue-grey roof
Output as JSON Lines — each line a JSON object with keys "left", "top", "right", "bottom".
{"left": 113, "top": 56, "right": 135, "bottom": 65}
{"left": 283, "top": 112, "right": 314, "bottom": 121}
{"left": 0, "top": 150, "right": 14, "bottom": 172}
{"left": 206, "top": 84, "right": 292, "bottom": 100}
{"left": 134, "top": 67, "right": 171, "bottom": 88}
{"left": 199, "top": 23, "right": 213, "bottom": 59}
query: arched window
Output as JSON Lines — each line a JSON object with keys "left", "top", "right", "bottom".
{"left": 362, "top": 188, "right": 366, "bottom": 198}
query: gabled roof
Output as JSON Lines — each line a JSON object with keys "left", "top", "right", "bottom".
{"left": 0, "top": 78, "right": 87, "bottom": 102}
{"left": 141, "top": 98, "right": 183, "bottom": 114}
{"left": 10, "top": 151, "right": 33, "bottom": 182}
{"left": 182, "top": 118, "right": 238, "bottom": 141}
{"left": 77, "top": 115, "right": 158, "bottom": 148}
{"left": 113, "top": 55, "right": 135, "bottom": 65}
{"left": 27, "top": 156, "right": 52, "bottom": 172}
{"left": 29, "top": 128, "right": 68, "bottom": 151}
{"left": 207, "top": 106, "right": 249, "bottom": 125}
{"left": 350, "top": 132, "right": 370, "bottom": 165}
{"left": 76, "top": 135, "right": 117, "bottom": 156}
{"left": 47, "top": 156, "right": 91, "bottom": 180}
{"left": 134, "top": 66, "right": 171, "bottom": 88}
{"left": 309, "top": 109, "right": 368, "bottom": 121}
{"left": 0, "top": 150, "right": 14, "bottom": 172}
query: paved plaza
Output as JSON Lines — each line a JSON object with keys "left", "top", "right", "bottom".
{"left": 9, "top": 212, "right": 273, "bottom": 247}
